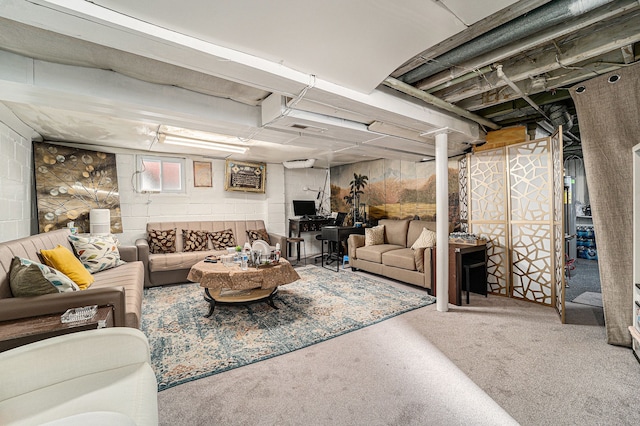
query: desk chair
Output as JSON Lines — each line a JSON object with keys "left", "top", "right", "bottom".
{"left": 313, "top": 212, "right": 346, "bottom": 264}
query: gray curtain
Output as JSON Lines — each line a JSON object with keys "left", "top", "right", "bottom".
{"left": 570, "top": 63, "right": 640, "bottom": 346}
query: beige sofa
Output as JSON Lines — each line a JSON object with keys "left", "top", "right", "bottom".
{"left": 348, "top": 219, "right": 446, "bottom": 291}
{"left": 0, "top": 228, "right": 144, "bottom": 328}
{"left": 136, "top": 220, "right": 288, "bottom": 287}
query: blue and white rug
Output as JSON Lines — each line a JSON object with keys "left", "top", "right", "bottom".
{"left": 141, "top": 265, "right": 436, "bottom": 390}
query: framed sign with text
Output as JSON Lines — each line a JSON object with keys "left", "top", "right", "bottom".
{"left": 224, "top": 160, "right": 266, "bottom": 193}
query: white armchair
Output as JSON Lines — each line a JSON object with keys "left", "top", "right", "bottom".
{"left": 0, "top": 328, "right": 158, "bottom": 425}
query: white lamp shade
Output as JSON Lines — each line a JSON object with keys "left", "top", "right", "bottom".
{"left": 90, "top": 209, "right": 111, "bottom": 235}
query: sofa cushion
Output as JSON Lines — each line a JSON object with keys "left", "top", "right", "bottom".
{"left": 355, "top": 244, "right": 404, "bottom": 263}
{"left": 40, "top": 245, "right": 95, "bottom": 290}
{"left": 411, "top": 227, "right": 436, "bottom": 250}
{"left": 382, "top": 247, "right": 417, "bottom": 271}
{"left": 365, "top": 225, "right": 385, "bottom": 246}
{"left": 379, "top": 219, "right": 410, "bottom": 247}
{"left": 247, "top": 229, "right": 271, "bottom": 245}
{"left": 148, "top": 250, "right": 225, "bottom": 273}
{"left": 9, "top": 257, "right": 79, "bottom": 297}
{"left": 209, "top": 229, "right": 236, "bottom": 250}
{"left": 68, "top": 234, "right": 125, "bottom": 273}
{"left": 148, "top": 229, "right": 177, "bottom": 254}
{"left": 182, "top": 230, "right": 208, "bottom": 252}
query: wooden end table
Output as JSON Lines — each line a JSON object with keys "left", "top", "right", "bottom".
{"left": 187, "top": 258, "right": 301, "bottom": 317}
{"left": 0, "top": 306, "right": 114, "bottom": 352}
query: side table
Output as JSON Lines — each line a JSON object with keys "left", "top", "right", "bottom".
{"left": 0, "top": 306, "right": 114, "bottom": 352}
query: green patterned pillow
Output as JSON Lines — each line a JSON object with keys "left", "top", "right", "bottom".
{"left": 68, "top": 234, "right": 125, "bottom": 273}
{"left": 9, "top": 257, "right": 79, "bottom": 297}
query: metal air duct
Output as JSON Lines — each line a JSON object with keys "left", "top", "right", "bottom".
{"left": 399, "top": 0, "right": 613, "bottom": 84}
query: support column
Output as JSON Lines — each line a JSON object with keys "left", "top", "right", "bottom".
{"left": 435, "top": 132, "right": 449, "bottom": 312}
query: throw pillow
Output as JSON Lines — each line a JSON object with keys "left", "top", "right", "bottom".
{"left": 9, "top": 256, "right": 79, "bottom": 297}
{"left": 411, "top": 227, "right": 437, "bottom": 250}
{"left": 365, "top": 225, "right": 385, "bottom": 246}
{"left": 148, "top": 228, "right": 177, "bottom": 254}
{"left": 209, "top": 229, "right": 236, "bottom": 250}
{"left": 40, "top": 245, "right": 94, "bottom": 290}
{"left": 182, "top": 229, "right": 209, "bottom": 252}
{"left": 413, "top": 247, "right": 426, "bottom": 273}
{"left": 246, "top": 229, "right": 271, "bottom": 245}
{"left": 68, "top": 234, "right": 125, "bottom": 273}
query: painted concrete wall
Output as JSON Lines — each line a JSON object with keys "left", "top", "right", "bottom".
{"left": 0, "top": 124, "right": 326, "bottom": 259}
{"left": 0, "top": 108, "right": 34, "bottom": 241}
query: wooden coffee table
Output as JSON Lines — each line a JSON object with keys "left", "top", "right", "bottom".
{"left": 187, "top": 258, "right": 300, "bottom": 317}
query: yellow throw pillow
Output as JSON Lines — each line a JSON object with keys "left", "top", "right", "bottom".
{"left": 40, "top": 245, "right": 95, "bottom": 290}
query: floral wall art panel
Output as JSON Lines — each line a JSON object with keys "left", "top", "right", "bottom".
{"left": 34, "top": 142, "right": 122, "bottom": 234}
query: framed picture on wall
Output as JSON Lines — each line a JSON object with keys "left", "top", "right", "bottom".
{"left": 193, "top": 161, "right": 212, "bottom": 187}
{"left": 224, "top": 160, "right": 266, "bottom": 193}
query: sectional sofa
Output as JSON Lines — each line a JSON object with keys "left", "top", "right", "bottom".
{"left": 136, "top": 220, "right": 288, "bottom": 287}
{"left": 348, "top": 219, "right": 452, "bottom": 291}
{"left": 0, "top": 228, "right": 144, "bottom": 328}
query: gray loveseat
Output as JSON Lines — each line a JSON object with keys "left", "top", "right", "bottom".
{"left": 0, "top": 228, "right": 144, "bottom": 328}
{"left": 136, "top": 220, "right": 288, "bottom": 287}
{"left": 348, "top": 219, "right": 450, "bottom": 291}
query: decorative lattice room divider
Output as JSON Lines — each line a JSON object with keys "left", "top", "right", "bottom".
{"left": 459, "top": 133, "right": 565, "bottom": 321}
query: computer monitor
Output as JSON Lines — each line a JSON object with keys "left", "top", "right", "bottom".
{"left": 293, "top": 200, "right": 317, "bottom": 217}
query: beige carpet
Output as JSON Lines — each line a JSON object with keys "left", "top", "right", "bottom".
{"left": 157, "top": 267, "right": 639, "bottom": 425}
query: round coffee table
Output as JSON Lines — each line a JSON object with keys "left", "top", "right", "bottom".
{"left": 187, "top": 258, "right": 300, "bottom": 317}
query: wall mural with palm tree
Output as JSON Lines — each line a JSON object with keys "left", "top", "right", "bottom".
{"left": 330, "top": 158, "right": 461, "bottom": 225}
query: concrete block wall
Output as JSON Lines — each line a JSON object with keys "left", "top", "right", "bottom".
{"left": 0, "top": 117, "right": 32, "bottom": 242}
{"left": 116, "top": 154, "right": 293, "bottom": 246}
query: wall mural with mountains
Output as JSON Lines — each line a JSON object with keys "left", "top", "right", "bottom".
{"left": 330, "top": 157, "right": 462, "bottom": 225}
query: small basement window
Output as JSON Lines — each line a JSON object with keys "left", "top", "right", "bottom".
{"left": 137, "top": 155, "right": 185, "bottom": 193}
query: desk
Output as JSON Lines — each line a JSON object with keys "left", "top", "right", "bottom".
{"left": 320, "top": 226, "right": 366, "bottom": 272}
{"left": 289, "top": 217, "right": 332, "bottom": 261}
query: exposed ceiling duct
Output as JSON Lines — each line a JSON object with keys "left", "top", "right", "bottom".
{"left": 399, "top": 0, "right": 614, "bottom": 85}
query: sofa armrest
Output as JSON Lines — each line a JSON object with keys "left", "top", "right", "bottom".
{"left": 268, "top": 233, "right": 288, "bottom": 259}
{"left": 118, "top": 245, "right": 138, "bottom": 262}
{"left": 0, "top": 328, "right": 158, "bottom": 425}
{"left": 0, "top": 286, "right": 127, "bottom": 327}
{"left": 348, "top": 234, "right": 365, "bottom": 260}
{"left": 135, "top": 238, "right": 151, "bottom": 286}
{"left": 423, "top": 247, "right": 434, "bottom": 290}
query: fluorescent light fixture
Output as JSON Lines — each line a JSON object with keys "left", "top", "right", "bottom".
{"left": 160, "top": 135, "right": 248, "bottom": 154}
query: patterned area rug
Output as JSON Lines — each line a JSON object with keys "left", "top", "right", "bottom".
{"left": 571, "top": 291, "right": 603, "bottom": 307}
{"left": 141, "top": 265, "right": 436, "bottom": 391}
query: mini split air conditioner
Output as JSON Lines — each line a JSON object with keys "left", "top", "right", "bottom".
{"left": 282, "top": 159, "right": 316, "bottom": 169}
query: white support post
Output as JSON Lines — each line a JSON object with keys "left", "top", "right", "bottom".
{"left": 435, "top": 132, "right": 449, "bottom": 312}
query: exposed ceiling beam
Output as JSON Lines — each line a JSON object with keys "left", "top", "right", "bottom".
{"left": 392, "top": 0, "right": 552, "bottom": 77}
{"left": 413, "top": 0, "right": 639, "bottom": 91}
{"left": 456, "top": 53, "right": 627, "bottom": 111}
{"left": 434, "top": 12, "right": 640, "bottom": 104}
{"left": 382, "top": 77, "right": 500, "bottom": 130}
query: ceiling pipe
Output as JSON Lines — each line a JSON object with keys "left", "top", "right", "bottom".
{"left": 495, "top": 64, "right": 552, "bottom": 122}
{"left": 400, "top": 0, "right": 614, "bottom": 84}
{"left": 426, "top": 65, "right": 495, "bottom": 93}
{"left": 383, "top": 77, "right": 500, "bottom": 130}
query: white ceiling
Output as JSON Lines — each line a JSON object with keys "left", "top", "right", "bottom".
{"left": 0, "top": 0, "right": 525, "bottom": 167}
